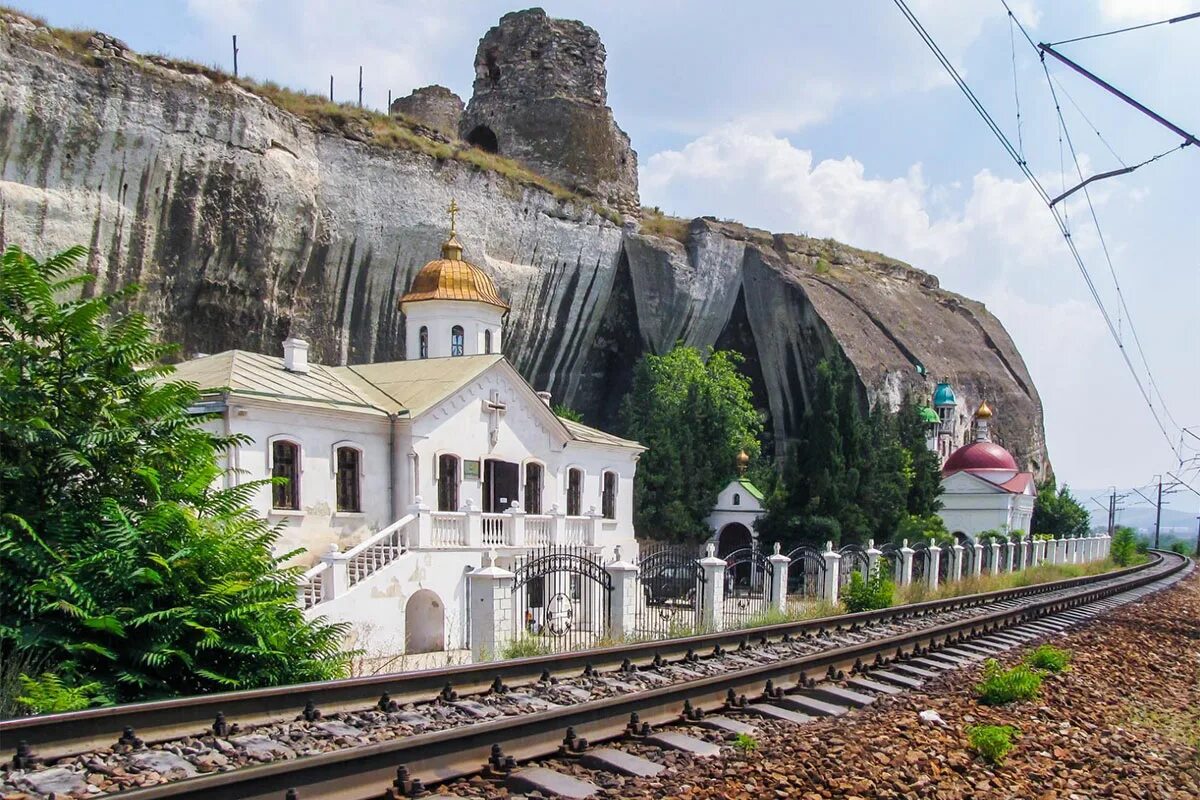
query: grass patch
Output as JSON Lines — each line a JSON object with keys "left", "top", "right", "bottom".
{"left": 732, "top": 732, "right": 758, "bottom": 752}
{"left": 1025, "top": 644, "right": 1071, "bottom": 674}
{"left": 1126, "top": 702, "right": 1200, "bottom": 763}
{"left": 639, "top": 207, "right": 690, "bottom": 243}
{"left": 966, "top": 724, "right": 1018, "bottom": 765}
{"left": 739, "top": 600, "right": 843, "bottom": 629}
{"left": 499, "top": 634, "right": 554, "bottom": 660}
{"left": 975, "top": 659, "right": 1042, "bottom": 705}
{"left": 895, "top": 559, "right": 1122, "bottom": 605}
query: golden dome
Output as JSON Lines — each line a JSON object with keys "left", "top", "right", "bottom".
{"left": 975, "top": 400, "right": 993, "bottom": 419}
{"left": 399, "top": 234, "right": 509, "bottom": 311}
{"left": 736, "top": 449, "right": 750, "bottom": 474}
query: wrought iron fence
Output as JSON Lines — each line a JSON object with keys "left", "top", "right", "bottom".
{"left": 785, "top": 545, "right": 825, "bottom": 606}
{"left": 879, "top": 543, "right": 902, "bottom": 583}
{"left": 511, "top": 545, "right": 612, "bottom": 654}
{"left": 910, "top": 542, "right": 929, "bottom": 584}
{"left": 633, "top": 543, "right": 705, "bottom": 638}
{"left": 723, "top": 546, "right": 773, "bottom": 628}
{"left": 837, "top": 544, "right": 869, "bottom": 593}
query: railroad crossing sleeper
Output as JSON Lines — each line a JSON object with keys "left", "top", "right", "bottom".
{"left": 580, "top": 748, "right": 665, "bottom": 777}
{"left": 955, "top": 641, "right": 1005, "bottom": 656}
{"left": 868, "top": 670, "right": 924, "bottom": 689}
{"left": 645, "top": 731, "right": 722, "bottom": 757}
{"left": 744, "top": 703, "right": 814, "bottom": 724}
{"left": 804, "top": 684, "right": 876, "bottom": 708}
{"left": 845, "top": 676, "right": 903, "bottom": 695}
{"left": 939, "top": 647, "right": 987, "bottom": 662}
{"left": 909, "top": 657, "right": 954, "bottom": 671}
{"left": 889, "top": 663, "right": 940, "bottom": 680}
{"left": 700, "top": 715, "right": 757, "bottom": 735}
{"left": 920, "top": 652, "right": 971, "bottom": 667}
{"left": 776, "top": 694, "right": 849, "bottom": 717}
{"left": 506, "top": 767, "right": 598, "bottom": 799}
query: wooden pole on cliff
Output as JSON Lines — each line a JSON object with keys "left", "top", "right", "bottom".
{"left": 232, "top": 35, "right": 238, "bottom": 78}
{"left": 358, "top": 66, "right": 363, "bottom": 107}
{"left": 329, "top": 75, "right": 333, "bottom": 102}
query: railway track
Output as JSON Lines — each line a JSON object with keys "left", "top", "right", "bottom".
{"left": 1, "top": 552, "right": 1189, "bottom": 800}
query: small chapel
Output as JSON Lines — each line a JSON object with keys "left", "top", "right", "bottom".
{"left": 172, "top": 204, "right": 643, "bottom": 658}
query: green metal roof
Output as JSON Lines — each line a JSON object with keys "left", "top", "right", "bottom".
{"left": 920, "top": 406, "right": 941, "bottom": 424}
{"left": 737, "top": 478, "right": 765, "bottom": 501}
{"left": 933, "top": 382, "right": 957, "bottom": 407}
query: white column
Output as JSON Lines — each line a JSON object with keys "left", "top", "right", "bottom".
{"left": 464, "top": 499, "right": 483, "bottom": 549}
{"left": 1056, "top": 537, "right": 1067, "bottom": 564}
{"left": 866, "top": 539, "right": 882, "bottom": 577}
{"left": 951, "top": 543, "right": 964, "bottom": 582}
{"left": 410, "top": 496, "right": 432, "bottom": 549}
{"left": 926, "top": 540, "right": 942, "bottom": 591}
{"left": 822, "top": 541, "right": 842, "bottom": 602}
{"left": 990, "top": 541, "right": 1002, "bottom": 574}
{"left": 900, "top": 539, "right": 914, "bottom": 586}
{"left": 1006, "top": 540, "right": 1016, "bottom": 572}
{"left": 507, "top": 502, "right": 525, "bottom": 548}
{"left": 550, "top": 504, "right": 565, "bottom": 546}
{"left": 1102, "top": 533, "right": 1111, "bottom": 559}
{"left": 768, "top": 543, "right": 790, "bottom": 611}
{"left": 1014, "top": 535, "right": 1025, "bottom": 570}
{"left": 699, "top": 544, "right": 726, "bottom": 631}
{"left": 973, "top": 541, "right": 984, "bottom": 576}
{"left": 605, "top": 555, "right": 638, "bottom": 641}
{"left": 1065, "top": 536, "right": 1076, "bottom": 564}
{"left": 320, "top": 543, "right": 349, "bottom": 599}
{"left": 587, "top": 507, "right": 603, "bottom": 548}
{"left": 468, "top": 555, "right": 515, "bottom": 660}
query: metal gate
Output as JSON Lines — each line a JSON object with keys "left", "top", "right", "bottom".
{"left": 785, "top": 545, "right": 826, "bottom": 610}
{"left": 879, "top": 543, "right": 902, "bottom": 583}
{"left": 512, "top": 546, "right": 612, "bottom": 654}
{"left": 938, "top": 543, "right": 952, "bottom": 583}
{"left": 910, "top": 542, "right": 929, "bottom": 584}
{"left": 634, "top": 543, "right": 705, "bottom": 638}
{"left": 723, "top": 546, "right": 773, "bottom": 628}
{"left": 838, "top": 544, "right": 869, "bottom": 593}
{"left": 956, "top": 535, "right": 975, "bottom": 576}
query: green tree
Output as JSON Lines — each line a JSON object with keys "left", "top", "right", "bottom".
{"left": 895, "top": 396, "right": 944, "bottom": 517}
{"left": 621, "top": 345, "right": 762, "bottom": 542}
{"left": 1031, "top": 480, "right": 1091, "bottom": 539}
{"left": 0, "top": 245, "right": 349, "bottom": 714}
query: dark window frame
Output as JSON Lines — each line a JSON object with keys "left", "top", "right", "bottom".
{"left": 437, "top": 453, "right": 460, "bottom": 512}
{"left": 567, "top": 467, "right": 583, "bottom": 517}
{"left": 450, "top": 325, "right": 464, "bottom": 357}
{"left": 335, "top": 446, "right": 362, "bottom": 513}
{"left": 601, "top": 470, "right": 617, "bottom": 519}
{"left": 271, "top": 440, "right": 301, "bottom": 510}
{"left": 418, "top": 326, "right": 429, "bottom": 359}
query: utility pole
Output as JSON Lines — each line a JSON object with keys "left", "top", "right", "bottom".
{"left": 1195, "top": 515, "right": 1200, "bottom": 558}
{"left": 232, "top": 35, "right": 238, "bottom": 78}
{"left": 388, "top": 89, "right": 392, "bottom": 110}
{"left": 358, "top": 66, "right": 363, "bottom": 108}
{"left": 1108, "top": 489, "right": 1116, "bottom": 536}
{"left": 1154, "top": 476, "right": 1163, "bottom": 549}
{"left": 329, "top": 75, "right": 334, "bottom": 102}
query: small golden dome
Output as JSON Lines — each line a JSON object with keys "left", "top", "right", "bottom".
{"left": 975, "top": 400, "right": 993, "bottom": 419}
{"left": 399, "top": 202, "right": 509, "bottom": 311}
{"left": 736, "top": 449, "right": 750, "bottom": 474}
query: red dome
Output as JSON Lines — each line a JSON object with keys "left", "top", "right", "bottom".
{"left": 942, "top": 441, "right": 1019, "bottom": 475}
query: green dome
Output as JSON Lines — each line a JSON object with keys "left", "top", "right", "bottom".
{"left": 933, "top": 382, "right": 956, "bottom": 407}
{"left": 920, "top": 406, "right": 941, "bottom": 424}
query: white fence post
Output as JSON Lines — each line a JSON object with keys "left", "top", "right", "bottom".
{"left": 508, "top": 502, "right": 526, "bottom": 548}
{"left": 468, "top": 553, "right": 515, "bottom": 661}
{"left": 822, "top": 541, "right": 841, "bottom": 603}
{"left": 587, "top": 507, "right": 603, "bottom": 547}
{"left": 1013, "top": 535, "right": 1025, "bottom": 570}
{"left": 550, "top": 504, "right": 565, "bottom": 546}
{"left": 866, "top": 539, "right": 881, "bottom": 577}
{"left": 464, "top": 499, "right": 483, "bottom": 549}
{"left": 320, "top": 543, "right": 349, "bottom": 600}
{"left": 973, "top": 541, "right": 984, "bottom": 576}
{"left": 410, "top": 496, "right": 431, "bottom": 549}
{"left": 768, "top": 543, "right": 790, "bottom": 611}
{"left": 605, "top": 549, "right": 638, "bottom": 641}
{"left": 1006, "top": 539, "right": 1016, "bottom": 572}
{"left": 951, "top": 543, "right": 964, "bottom": 582}
{"left": 900, "top": 539, "right": 914, "bottom": 586}
{"left": 699, "top": 543, "right": 726, "bottom": 631}
{"left": 927, "top": 540, "right": 942, "bottom": 591}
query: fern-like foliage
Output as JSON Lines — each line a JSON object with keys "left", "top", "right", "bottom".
{"left": 0, "top": 245, "right": 350, "bottom": 717}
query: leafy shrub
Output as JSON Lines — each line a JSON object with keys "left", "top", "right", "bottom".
{"left": 1169, "top": 540, "right": 1192, "bottom": 556}
{"left": 17, "top": 672, "right": 110, "bottom": 715}
{"left": 1110, "top": 527, "right": 1138, "bottom": 566}
{"left": 842, "top": 565, "right": 894, "bottom": 612}
{"left": 975, "top": 659, "right": 1042, "bottom": 705}
{"left": 732, "top": 732, "right": 758, "bottom": 752}
{"left": 967, "top": 724, "right": 1018, "bottom": 765}
{"left": 1025, "top": 645, "right": 1071, "bottom": 674}
{"left": 500, "top": 635, "right": 554, "bottom": 659}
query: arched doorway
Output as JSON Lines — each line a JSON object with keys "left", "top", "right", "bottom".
{"left": 466, "top": 124, "right": 499, "bottom": 153}
{"left": 405, "top": 589, "right": 444, "bottom": 654}
{"left": 716, "top": 522, "right": 752, "bottom": 558}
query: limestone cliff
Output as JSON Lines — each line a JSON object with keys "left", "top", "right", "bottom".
{"left": 0, "top": 12, "right": 1050, "bottom": 477}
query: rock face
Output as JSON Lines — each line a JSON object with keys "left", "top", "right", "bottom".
{"left": 460, "top": 9, "right": 640, "bottom": 220}
{"left": 0, "top": 10, "right": 1050, "bottom": 478}
{"left": 389, "top": 85, "right": 463, "bottom": 137}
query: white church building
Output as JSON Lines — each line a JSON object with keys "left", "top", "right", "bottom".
{"left": 173, "top": 211, "right": 643, "bottom": 659}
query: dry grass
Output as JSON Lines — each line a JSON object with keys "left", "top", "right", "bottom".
{"left": 895, "top": 559, "right": 1124, "bottom": 605}
{"left": 0, "top": 5, "right": 624, "bottom": 226}
{"left": 639, "top": 207, "right": 691, "bottom": 243}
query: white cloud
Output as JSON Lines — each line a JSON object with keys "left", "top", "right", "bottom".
{"left": 1099, "top": 0, "right": 1196, "bottom": 22}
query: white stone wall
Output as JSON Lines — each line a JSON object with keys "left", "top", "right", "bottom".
{"left": 403, "top": 299, "right": 504, "bottom": 359}
{"left": 938, "top": 472, "right": 1035, "bottom": 539}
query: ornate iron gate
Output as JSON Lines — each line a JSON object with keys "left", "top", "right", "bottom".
{"left": 837, "top": 544, "right": 869, "bottom": 593}
{"left": 634, "top": 543, "right": 705, "bottom": 638}
{"left": 512, "top": 546, "right": 612, "bottom": 654}
{"left": 785, "top": 545, "right": 826, "bottom": 609}
{"left": 879, "top": 543, "right": 902, "bottom": 583}
{"left": 723, "top": 546, "right": 773, "bottom": 628}
{"left": 956, "top": 535, "right": 975, "bottom": 576}
{"left": 910, "top": 542, "right": 929, "bottom": 584}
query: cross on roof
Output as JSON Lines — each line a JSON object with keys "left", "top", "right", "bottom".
{"left": 448, "top": 198, "right": 459, "bottom": 234}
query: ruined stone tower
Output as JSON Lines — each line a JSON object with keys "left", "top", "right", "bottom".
{"left": 460, "top": 8, "right": 640, "bottom": 219}
{"left": 389, "top": 85, "right": 464, "bottom": 138}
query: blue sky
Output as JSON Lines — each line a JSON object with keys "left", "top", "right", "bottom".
{"left": 18, "top": 0, "right": 1200, "bottom": 513}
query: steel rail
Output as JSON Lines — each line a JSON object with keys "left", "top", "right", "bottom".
{"left": 0, "top": 556, "right": 1160, "bottom": 762}
{"left": 105, "top": 551, "right": 1187, "bottom": 800}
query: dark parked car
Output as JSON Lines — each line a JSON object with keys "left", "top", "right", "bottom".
{"left": 642, "top": 566, "right": 698, "bottom": 605}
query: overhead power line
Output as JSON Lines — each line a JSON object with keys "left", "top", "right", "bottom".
{"left": 1048, "top": 10, "right": 1200, "bottom": 47}
{"left": 891, "top": 0, "right": 1186, "bottom": 464}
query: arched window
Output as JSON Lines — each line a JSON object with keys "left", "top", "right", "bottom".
{"left": 484, "top": 329, "right": 493, "bottom": 354}
{"left": 437, "top": 454, "right": 460, "bottom": 512}
{"left": 733, "top": 493, "right": 741, "bottom": 506}
{"left": 418, "top": 326, "right": 429, "bottom": 359}
{"left": 450, "top": 325, "right": 464, "bottom": 357}
{"left": 602, "top": 471, "right": 617, "bottom": 519}
{"left": 271, "top": 440, "right": 300, "bottom": 510}
{"left": 566, "top": 467, "right": 583, "bottom": 516}
{"left": 524, "top": 462, "right": 543, "bottom": 515}
{"left": 335, "top": 446, "right": 362, "bottom": 512}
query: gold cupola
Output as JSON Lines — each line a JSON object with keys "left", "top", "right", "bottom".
{"left": 399, "top": 200, "right": 509, "bottom": 311}
{"left": 975, "top": 400, "right": 993, "bottom": 419}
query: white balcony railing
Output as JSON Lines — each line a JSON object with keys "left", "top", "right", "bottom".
{"left": 431, "top": 512, "right": 468, "bottom": 547}
{"left": 345, "top": 514, "right": 414, "bottom": 586}
{"left": 525, "top": 515, "right": 552, "bottom": 546}
{"left": 296, "top": 562, "right": 328, "bottom": 610}
{"left": 481, "top": 513, "right": 509, "bottom": 546}
{"left": 564, "top": 516, "right": 589, "bottom": 545}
